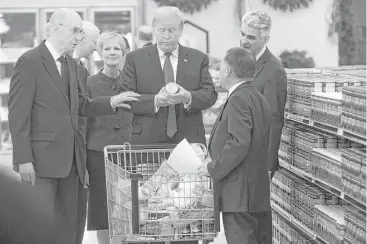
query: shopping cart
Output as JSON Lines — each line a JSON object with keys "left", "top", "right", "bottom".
{"left": 104, "top": 143, "right": 220, "bottom": 244}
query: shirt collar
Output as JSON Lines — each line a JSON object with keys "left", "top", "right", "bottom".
{"left": 45, "top": 39, "right": 62, "bottom": 61}
{"left": 157, "top": 45, "right": 179, "bottom": 59}
{"left": 256, "top": 46, "right": 267, "bottom": 61}
{"left": 228, "top": 81, "right": 248, "bottom": 97}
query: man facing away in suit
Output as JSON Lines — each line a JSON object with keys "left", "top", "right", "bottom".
{"left": 8, "top": 8, "right": 140, "bottom": 244}
{"left": 122, "top": 6, "right": 218, "bottom": 145}
{"left": 198, "top": 47, "right": 271, "bottom": 244}
{"left": 240, "top": 11, "right": 288, "bottom": 244}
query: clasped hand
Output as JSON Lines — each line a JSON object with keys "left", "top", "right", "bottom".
{"left": 111, "top": 91, "right": 141, "bottom": 109}
{"left": 156, "top": 84, "right": 191, "bottom": 108}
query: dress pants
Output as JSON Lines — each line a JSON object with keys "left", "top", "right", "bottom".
{"left": 222, "top": 211, "right": 272, "bottom": 244}
{"left": 32, "top": 161, "right": 83, "bottom": 244}
{"left": 75, "top": 185, "right": 88, "bottom": 244}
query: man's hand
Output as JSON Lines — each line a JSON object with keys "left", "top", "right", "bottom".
{"left": 198, "top": 161, "right": 211, "bottom": 178}
{"left": 19, "top": 162, "right": 36, "bottom": 186}
{"left": 166, "top": 84, "right": 191, "bottom": 105}
{"left": 155, "top": 87, "right": 171, "bottom": 108}
{"left": 111, "top": 91, "right": 140, "bottom": 109}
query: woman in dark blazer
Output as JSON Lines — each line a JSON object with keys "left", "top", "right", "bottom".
{"left": 85, "top": 31, "right": 131, "bottom": 244}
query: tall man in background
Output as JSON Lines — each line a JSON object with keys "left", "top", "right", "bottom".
{"left": 136, "top": 25, "right": 153, "bottom": 48}
{"left": 198, "top": 47, "right": 271, "bottom": 244}
{"left": 240, "top": 10, "right": 288, "bottom": 244}
{"left": 8, "top": 8, "right": 140, "bottom": 244}
{"left": 122, "top": 6, "right": 217, "bottom": 145}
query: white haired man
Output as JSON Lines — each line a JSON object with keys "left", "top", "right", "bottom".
{"left": 240, "top": 10, "right": 288, "bottom": 244}
{"left": 8, "top": 8, "right": 140, "bottom": 244}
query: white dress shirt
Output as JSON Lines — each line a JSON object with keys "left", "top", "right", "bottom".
{"left": 155, "top": 45, "right": 191, "bottom": 112}
{"left": 228, "top": 81, "right": 248, "bottom": 97}
{"left": 256, "top": 46, "right": 267, "bottom": 61}
{"left": 45, "top": 39, "right": 63, "bottom": 75}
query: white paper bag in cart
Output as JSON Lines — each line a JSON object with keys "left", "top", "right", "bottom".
{"left": 166, "top": 139, "right": 203, "bottom": 173}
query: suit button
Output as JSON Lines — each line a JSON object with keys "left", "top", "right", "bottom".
{"left": 114, "top": 126, "right": 120, "bottom": 131}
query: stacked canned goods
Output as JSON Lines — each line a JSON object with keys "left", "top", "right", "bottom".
{"left": 311, "top": 92, "right": 343, "bottom": 126}
{"left": 341, "top": 147, "right": 367, "bottom": 205}
{"left": 342, "top": 86, "right": 367, "bottom": 137}
{"left": 312, "top": 148, "right": 343, "bottom": 189}
{"left": 344, "top": 207, "right": 366, "bottom": 244}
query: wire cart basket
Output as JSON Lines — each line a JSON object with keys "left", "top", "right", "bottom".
{"left": 104, "top": 143, "right": 220, "bottom": 244}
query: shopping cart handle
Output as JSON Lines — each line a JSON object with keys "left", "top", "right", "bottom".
{"left": 131, "top": 173, "right": 142, "bottom": 235}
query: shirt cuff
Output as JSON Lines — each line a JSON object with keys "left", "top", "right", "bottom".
{"left": 110, "top": 96, "right": 117, "bottom": 113}
{"left": 154, "top": 95, "right": 160, "bottom": 113}
{"left": 183, "top": 93, "right": 192, "bottom": 110}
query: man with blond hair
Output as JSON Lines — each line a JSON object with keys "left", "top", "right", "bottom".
{"left": 240, "top": 10, "right": 288, "bottom": 244}
{"left": 122, "top": 6, "right": 217, "bottom": 145}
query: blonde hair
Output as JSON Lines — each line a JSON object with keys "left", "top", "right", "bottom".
{"left": 152, "top": 6, "right": 184, "bottom": 29}
{"left": 96, "top": 31, "right": 127, "bottom": 54}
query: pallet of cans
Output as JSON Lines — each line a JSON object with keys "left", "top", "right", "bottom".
{"left": 311, "top": 92, "right": 343, "bottom": 126}
{"left": 342, "top": 86, "right": 367, "bottom": 137}
{"left": 344, "top": 206, "right": 366, "bottom": 244}
{"left": 313, "top": 204, "right": 354, "bottom": 244}
{"left": 341, "top": 147, "right": 367, "bottom": 205}
{"left": 312, "top": 148, "right": 342, "bottom": 190}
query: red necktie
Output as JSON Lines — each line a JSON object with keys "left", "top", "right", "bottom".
{"left": 163, "top": 52, "right": 177, "bottom": 138}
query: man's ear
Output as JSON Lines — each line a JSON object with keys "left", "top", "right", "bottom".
{"left": 226, "top": 66, "right": 232, "bottom": 77}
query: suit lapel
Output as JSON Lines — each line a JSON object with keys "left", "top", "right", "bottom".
{"left": 176, "top": 45, "right": 188, "bottom": 85}
{"left": 253, "top": 48, "right": 270, "bottom": 79}
{"left": 39, "top": 42, "right": 70, "bottom": 106}
{"left": 148, "top": 45, "right": 166, "bottom": 88}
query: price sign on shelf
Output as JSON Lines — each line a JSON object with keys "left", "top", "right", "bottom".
{"left": 340, "top": 192, "right": 345, "bottom": 199}
{"left": 337, "top": 128, "right": 343, "bottom": 136}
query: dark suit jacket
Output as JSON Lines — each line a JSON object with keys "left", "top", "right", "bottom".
{"left": 8, "top": 42, "right": 115, "bottom": 184}
{"left": 75, "top": 61, "right": 89, "bottom": 182}
{"left": 252, "top": 48, "right": 287, "bottom": 172}
{"left": 122, "top": 44, "right": 218, "bottom": 145}
{"left": 86, "top": 71, "right": 133, "bottom": 151}
{"left": 207, "top": 82, "right": 271, "bottom": 213}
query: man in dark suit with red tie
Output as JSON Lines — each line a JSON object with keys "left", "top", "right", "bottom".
{"left": 198, "top": 47, "right": 271, "bottom": 244}
{"left": 8, "top": 8, "right": 140, "bottom": 244}
{"left": 122, "top": 6, "right": 218, "bottom": 145}
{"left": 240, "top": 10, "right": 288, "bottom": 244}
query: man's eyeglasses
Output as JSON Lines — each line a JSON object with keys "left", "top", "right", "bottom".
{"left": 57, "top": 23, "right": 83, "bottom": 35}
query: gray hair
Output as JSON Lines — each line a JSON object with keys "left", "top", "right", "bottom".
{"left": 241, "top": 11, "right": 272, "bottom": 36}
{"left": 224, "top": 47, "right": 256, "bottom": 79}
{"left": 152, "top": 6, "right": 184, "bottom": 28}
{"left": 97, "top": 31, "right": 127, "bottom": 54}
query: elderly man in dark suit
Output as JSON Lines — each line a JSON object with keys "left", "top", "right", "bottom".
{"left": 72, "top": 20, "right": 100, "bottom": 244}
{"left": 122, "top": 6, "right": 218, "bottom": 145}
{"left": 8, "top": 8, "right": 140, "bottom": 244}
{"left": 198, "top": 47, "right": 271, "bottom": 244}
{"left": 240, "top": 11, "right": 288, "bottom": 244}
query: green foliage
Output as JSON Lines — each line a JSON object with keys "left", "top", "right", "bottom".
{"left": 151, "top": 0, "right": 218, "bottom": 14}
{"left": 263, "top": 0, "right": 313, "bottom": 12}
{"left": 337, "top": 0, "right": 361, "bottom": 65}
{"left": 280, "top": 50, "right": 315, "bottom": 68}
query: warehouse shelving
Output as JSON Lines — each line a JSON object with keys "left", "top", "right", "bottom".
{"left": 284, "top": 112, "right": 366, "bottom": 146}
{"left": 279, "top": 158, "right": 366, "bottom": 212}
